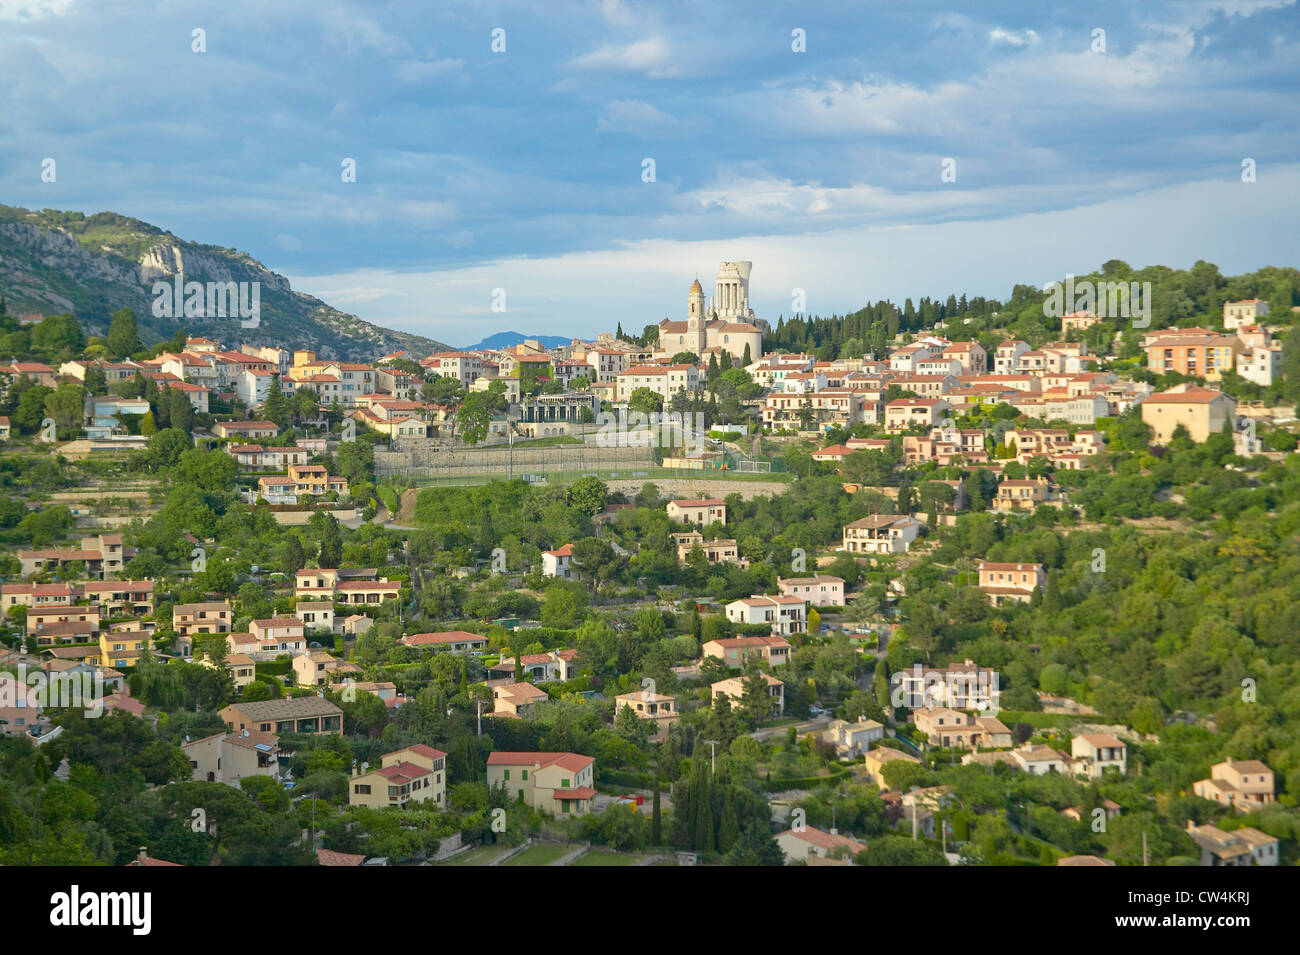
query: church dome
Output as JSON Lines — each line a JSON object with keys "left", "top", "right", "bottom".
{"left": 689, "top": 279, "right": 703, "bottom": 294}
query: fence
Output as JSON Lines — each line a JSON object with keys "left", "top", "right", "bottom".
{"left": 375, "top": 439, "right": 657, "bottom": 483}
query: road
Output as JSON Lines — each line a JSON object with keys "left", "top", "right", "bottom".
{"left": 750, "top": 716, "right": 831, "bottom": 742}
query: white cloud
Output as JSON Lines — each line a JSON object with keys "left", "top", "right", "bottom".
{"left": 568, "top": 35, "right": 683, "bottom": 78}
{"left": 989, "top": 28, "right": 1039, "bottom": 46}
{"left": 286, "top": 165, "right": 1300, "bottom": 345}
{"left": 597, "top": 99, "right": 678, "bottom": 137}
{"left": 0, "top": 0, "right": 73, "bottom": 21}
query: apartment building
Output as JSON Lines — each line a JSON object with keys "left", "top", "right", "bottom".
{"left": 1145, "top": 332, "right": 1240, "bottom": 381}
{"left": 97, "top": 630, "right": 152, "bottom": 668}
{"left": 219, "top": 697, "right": 344, "bottom": 736}
{"left": 615, "top": 363, "right": 700, "bottom": 402}
{"left": 173, "top": 601, "right": 232, "bottom": 637}
{"left": 18, "top": 534, "right": 124, "bottom": 579}
{"left": 884, "top": 398, "right": 950, "bottom": 433}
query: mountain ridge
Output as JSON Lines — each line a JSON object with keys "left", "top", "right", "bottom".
{"left": 0, "top": 205, "right": 453, "bottom": 360}
{"left": 460, "top": 330, "right": 571, "bottom": 351}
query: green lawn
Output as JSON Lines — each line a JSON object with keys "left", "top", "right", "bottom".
{"left": 408, "top": 467, "right": 795, "bottom": 488}
{"left": 572, "top": 850, "right": 642, "bottom": 866}
{"left": 436, "top": 844, "right": 514, "bottom": 866}
{"left": 502, "top": 843, "right": 571, "bottom": 866}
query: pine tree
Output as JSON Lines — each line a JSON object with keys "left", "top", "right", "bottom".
{"left": 651, "top": 774, "right": 662, "bottom": 846}
{"left": 691, "top": 756, "right": 714, "bottom": 852}
{"left": 717, "top": 792, "right": 740, "bottom": 852}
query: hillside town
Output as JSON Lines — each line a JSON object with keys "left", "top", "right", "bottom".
{"left": 1, "top": 255, "right": 1298, "bottom": 869}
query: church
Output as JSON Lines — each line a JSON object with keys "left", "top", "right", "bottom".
{"left": 654, "top": 261, "right": 766, "bottom": 363}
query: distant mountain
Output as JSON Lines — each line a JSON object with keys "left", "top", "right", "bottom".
{"left": 461, "top": 331, "right": 571, "bottom": 351}
{"left": 0, "top": 205, "right": 453, "bottom": 360}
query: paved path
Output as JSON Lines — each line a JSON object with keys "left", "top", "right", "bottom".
{"left": 750, "top": 716, "right": 830, "bottom": 742}
{"left": 551, "top": 843, "right": 591, "bottom": 866}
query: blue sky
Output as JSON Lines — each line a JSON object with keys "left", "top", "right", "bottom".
{"left": 2, "top": 0, "right": 1299, "bottom": 346}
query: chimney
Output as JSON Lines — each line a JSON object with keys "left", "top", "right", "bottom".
{"left": 138, "top": 846, "right": 148, "bottom": 863}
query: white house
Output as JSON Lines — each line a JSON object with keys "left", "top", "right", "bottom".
{"left": 541, "top": 544, "right": 574, "bottom": 579}
{"left": 777, "top": 574, "right": 845, "bottom": 607}
{"left": 725, "top": 594, "right": 807, "bottom": 636}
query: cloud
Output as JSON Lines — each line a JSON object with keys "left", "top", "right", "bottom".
{"left": 286, "top": 165, "right": 1300, "bottom": 344}
{"left": 0, "top": 0, "right": 73, "bottom": 21}
{"left": 597, "top": 99, "right": 678, "bottom": 137}
{"left": 568, "top": 35, "right": 683, "bottom": 78}
{"left": 988, "top": 28, "right": 1039, "bottom": 46}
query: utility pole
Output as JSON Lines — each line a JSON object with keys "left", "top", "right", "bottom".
{"left": 702, "top": 739, "right": 720, "bottom": 774}
{"left": 473, "top": 698, "right": 485, "bottom": 736}
{"left": 1142, "top": 831, "right": 1149, "bottom": 867}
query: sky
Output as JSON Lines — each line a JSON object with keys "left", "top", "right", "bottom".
{"left": 2, "top": 0, "right": 1299, "bottom": 346}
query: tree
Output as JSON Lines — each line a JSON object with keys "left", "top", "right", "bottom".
{"left": 147, "top": 428, "right": 190, "bottom": 470}
{"left": 568, "top": 475, "right": 607, "bottom": 517}
{"left": 44, "top": 382, "right": 86, "bottom": 437}
{"left": 541, "top": 586, "right": 582, "bottom": 628}
{"left": 739, "top": 663, "right": 773, "bottom": 724}
{"left": 317, "top": 515, "right": 343, "bottom": 568}
{"left": 106, "top": 308, "right": 142, "bottom": 358}
{"left": 723, "top": 820, "right": 782, "bottom": 866}
{"left": 335, "top": 439, "right": 374, "bottom": 486}
{"left": 613, "top": 703, "right": 649, "bottom": 744}
{"left": 83, "top": 364, "right": 107, "bottom": 395}
{"left": 569, "top": 537, "right": 619, "bottom": 594}
{"left": 628, "top": 387, "right": 664, "bottom": 416}
{"left": 281, "top": 535, "right": 305, "bottom": 575}
{"left": 457, "top": 381, "right": 507, "bottom": 445}
{"left": 263, "top": 377, "right": 291, "bottom": 429}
